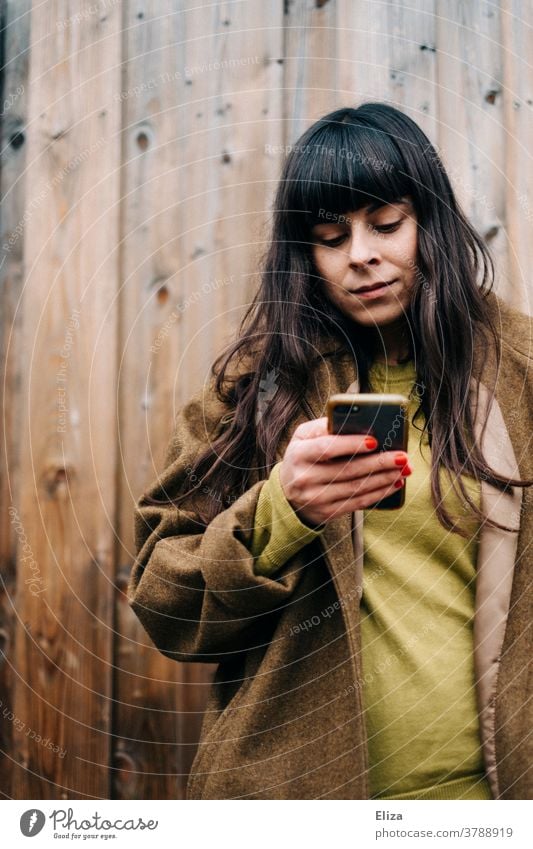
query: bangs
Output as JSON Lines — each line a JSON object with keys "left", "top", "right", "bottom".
{"left": 284, "top": 120, "right": 413, "bottom": 241}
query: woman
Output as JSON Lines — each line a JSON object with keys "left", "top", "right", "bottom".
{"left": 128, "top": 103, "right": 533, "bottom": 800}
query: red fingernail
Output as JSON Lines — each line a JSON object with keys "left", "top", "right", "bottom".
{"left": 401, "top": 464, "right": 412, "bottom": 476}
{"left": 394, "top": 455, "right": 408, "bottom": 466}
{"left": 394, "top": 479, "right": 404, "bottom": 488}
{"left": 365, "top": 436, "right": 378, "bottom": 449}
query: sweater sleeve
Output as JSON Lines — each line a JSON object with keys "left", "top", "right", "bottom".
{"left": 128, "top": 385, "right": 315, "bottom": 664}
{"left": 251, "top": 461, "right": 326, "bottom": 577}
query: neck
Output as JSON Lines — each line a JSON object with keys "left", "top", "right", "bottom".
{"left": 368, "top": 320, "right": 411, "bottom": 365}
{"left": 339, "top": 315, "right": 413, "bottom": 365}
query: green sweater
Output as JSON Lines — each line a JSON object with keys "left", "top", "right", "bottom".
{"left": 250, "top": 359, "right": 492, "bottom": 800}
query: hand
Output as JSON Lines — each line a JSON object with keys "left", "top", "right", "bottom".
{"left": 278, "top": 417, "right": 412, "bottom": 527}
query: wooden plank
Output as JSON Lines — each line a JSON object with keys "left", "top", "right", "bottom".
{"left": 10, "top": 0, "right": 122, "bottom": 799}
{"left": 501, "top": 0, "right": 533, "bottom": 312}
{"left": 177, "top": 0, "right": 285, "bottom": 396}
{"left": 284, "top": 0, "right": 338, "bottom": 141}
{"left": 0, "top": 0, "right": 31, "bottom": 800}
{"left": 114, "top": 0, "right": 191, "bottom": 802}
{"left": 115, "top": 0, "right": 285, "bottom": 799}
{"left": 336, "top": 0, "right": 438, "bottom": 137}
{"left": 436, "top": 1, "right": 508, "bottom": 300}
{"left": 336, "top": 0, "right": 391, "bottom": 108}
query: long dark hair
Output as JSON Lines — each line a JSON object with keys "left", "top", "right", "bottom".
{"left": 146, "top": 102, "right": 530, "bottom": 537}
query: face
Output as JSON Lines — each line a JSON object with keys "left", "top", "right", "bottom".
{"left": 309, "top": 196, "right": 418, "bottom": 329}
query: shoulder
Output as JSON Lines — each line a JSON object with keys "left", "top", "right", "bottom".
{"left": 475, "top": 290, "right": 533, "bottom": 444}
{"left": 483, "top": 290, "right": 533, "bottom": 360}
{"left": 166, "top": 345, "right": 260, "bottom": 458}
{"left": 168, "top": 379, "right": 233, "bottom": 453}
{"left": 475, "top": 292, "right": 533, "bottom": 479}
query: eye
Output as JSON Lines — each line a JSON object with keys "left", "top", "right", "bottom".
{"left": 371, "top": 220, "right": 402, "bottom": 234}
{"left": 315, "top": 234, "right": 348, "bottom": 247}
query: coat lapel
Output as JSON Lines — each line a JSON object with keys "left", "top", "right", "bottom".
{"left": 469, "top": 380, "right": 522, "bottom": 799}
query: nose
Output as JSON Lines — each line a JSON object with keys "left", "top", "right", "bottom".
{"left": 347, "top": 222, "right": 380, "bottom": 267}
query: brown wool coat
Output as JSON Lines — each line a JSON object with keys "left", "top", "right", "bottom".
{"left": 128, "top": 292, "right": 533, "bottom": 800}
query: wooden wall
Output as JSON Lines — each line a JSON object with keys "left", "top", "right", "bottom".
{"left": 0, "top": 0, "right": 531, "bottom": 799}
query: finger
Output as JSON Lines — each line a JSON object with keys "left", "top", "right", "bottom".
{"left": 308, "top": 450, "right": 410, "bottom": 484}
{"left": 327, "top": 478, "right": 405, "bottom": 518}
{"left": 294, "top": 417, "right": 378, "bottom": 446}
{"left": 304, "top": 469, "right": 403, "bottom": 504}
{"left": 295, "top": 430, "right": 381, "bottom": 462}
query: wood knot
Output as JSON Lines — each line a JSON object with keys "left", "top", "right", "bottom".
{"left": 484, "top": 225, "right": 499, "bottom": 242}
{"left": 156, "top": 284, "right": 169, "bottom": 305}
{"left": 42, "top": 466, "right": 74, "bottom": 499}
{"left": 485, "top": 89, "right": 500, "bottom": 105}
{"left": 115, "top": 566, "right": 131, "bottom": 594}
{"left": 114, "top": 751, "right": 137, "bottom": 788}
{"left": 9, "top": 130, "right": 25, "bottom": 149}
{"left": 136, "top": 130, "right": 150, "bottom": 151}
{"left": 0, "top": 628, "right": 9, "bottom": 659}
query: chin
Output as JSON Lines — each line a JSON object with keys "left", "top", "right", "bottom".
{"left": 347, "top": 306, "right": 407, "bottom": 328}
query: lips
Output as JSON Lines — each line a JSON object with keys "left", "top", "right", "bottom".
{"left": 353, "top": 279, "right": 397, "bottom": 294}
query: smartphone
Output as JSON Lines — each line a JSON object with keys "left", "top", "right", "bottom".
{"left": 326, "top": 393, "right": 409, "bottom": 509}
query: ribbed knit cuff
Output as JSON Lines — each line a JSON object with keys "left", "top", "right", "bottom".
{"left": 252, "top": 462, "right": 326, "bottom": 577}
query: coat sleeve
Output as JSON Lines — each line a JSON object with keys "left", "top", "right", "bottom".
{"left": 127, "top": 385, "right": 306, "bottom": 663}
